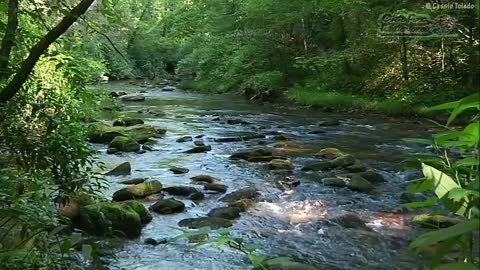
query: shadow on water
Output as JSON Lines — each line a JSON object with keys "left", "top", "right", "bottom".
{"left": 97, "top": 82, "right": 431, "bottom": 270}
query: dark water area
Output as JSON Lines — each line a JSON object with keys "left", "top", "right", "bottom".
{"left": 96, "top": 82, "right": 432, "bottom": 270}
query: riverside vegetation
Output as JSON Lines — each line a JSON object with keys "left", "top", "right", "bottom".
{"left": 0, "top": 0, "right": 479, "bottom": 269}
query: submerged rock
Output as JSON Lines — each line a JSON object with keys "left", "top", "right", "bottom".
{"left": 163, "top": 186, "right": 198, "bottom": 196}
{"left": 346, "top": 175, "right": 374, "bottom": 192}
{"left": 204, "top": 183, "right": 228, "bottom": 193}
{"left": 345, "top": 164, "right": 366, "bottom": 173}
{"left": 178, "top": 217, "right": 233, "bottom": 229}
{"left": 334, "top": 213, "right": 369, "bottom": 230}
{"left": 315, "top": 148, "right": 344, "bottom": 159}
{"left": 330, "top": 154, "right": 355, "bottom": 167}
{"left": 189, "top": 191, "right": 205, "bottom": 201}
{"left": 208, "top": 207, "right": 242, "bottom": 220}
{"left": 268, "top": 159, "right": 294, "bottom": 170}
{"left": 273, "top": 134, "right": 290, "bottom": 141}
{"left": 121, "top": 95, "right": 145, "bottom": 102}
{"left": 113, "top": 118, "right": 144, "bottom": 127}
{"left": 161, "top": 86, "right": 176, "bottom": 91}
{"left": 357, "top": 171, "right": 385, "bottom": 183}
{"left": 302, "top": 161, "right": 334, "bottom": 171}
{"left": 191, "top": 175, "right": 219, "bottom": 184}
{"left": 227, "top": 119, "right": 251, "bottom": 125}
{"left": 149, "top": 198, "right": 185, "bottom": 214}
{"left": 109, "top": 136, "right": 141, "bottom": 152}
{"left": 265, "top": 261, "right": 325, "bottom": 270}
{"left": 228, "top": 199, "right": 253, "bottom": 211}
{"left": 76, "top": 200, "right": 151, "bottom": 238}
{"left": 112, "top": 181, "right": 162, "bottom": 201}
{"left": 119, "top": 178, "right": 146, "bottom": 185}
{"left": 247, "top": 156, "right": 286, "bottom": 162}
{"left": 318, "top": 119, "right": 340, "bottom": 126}
{"left": 184, "top": 145, "right": 212, "bottom": 153}
{"left": 169, "top": 166, "right": 189, "bottom": 174}
{"left": 105, "top": 162, "right": 131, "bottom": 176}
{"left": 321, "top": 177, "right": 347, "bottom": 187}
{"left": 220, "top": 187, "right": 257, "bottom": 202}
{"left": 230, "top": 147, "right": 274, "bottom": 160}
{"left": 176, "top": 136, "right": 193, "bottom": 143}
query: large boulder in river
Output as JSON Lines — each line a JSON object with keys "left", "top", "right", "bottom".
{"left": 76, "top": 200, "right": 151, "bottom": 238}
{"left": 149, "top": 198, "right": 185, "bottom": 214}
{"left": 109, "top": 136, "right": 141, "bottom": 152}
{"left": 87, "top": 123, "right": 165, "bottom": 144}
{"left": 220, "top": 187, "right": 257, "bottom": 202}
{"left": 204, "top": 183, "right": 228, "bottom": 193}
{"left": 183, "top": 145, "right": 212, "bottom": 153}
{"left": 105, "top": 162, "right": 131, "bottom": 176}
{"left": 113, "top": 118, "right": 144, "bottom": 127}
{"left": 178, "top": 217, "right": 232, "bottom": 229}
{"left": 112, "top": 181, "right": 162, "bottom": 201}
{"left": 330, "top": 154, "right": 355, "bottom": 167}
{"left": 357, "top": 171, "right": 385, "bottom": 183}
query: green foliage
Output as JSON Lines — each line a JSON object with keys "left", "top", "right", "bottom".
{"left": 169, "top": 227, "right": 292, "bottom": 269}
{"left": 403, "top": 94, "right": 479, "bottom": 268}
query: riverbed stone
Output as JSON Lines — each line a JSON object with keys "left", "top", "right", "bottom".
{"left": 318, "top": 119, "right": 340, "bottom": 126}
{"left": 121, "top": 95, "right": 145, "bottom": 102}
{"left": 357, "top": 171, "right": 386, "bottom": 183}
{"left": 334, "top": 213, "right": 369, "bottom": 230}
{"left": 191, "top": 175, "right": 219, "bottom": 184}
{"left": 112, "top": 181, "right": 162, "bottom": 201}
{"left": 149, "top": 198, "right": 185, "bottom": 214}
{"left": 346, "top": 175, "right": 374, "bottom": 192}
{"left": 228, "top": 199, "right": 254, "bottom": 211}
{"left": 204, "top": 183, "right": 228, "bottom": 193}
{"left": 412, "top": 214, "right": 460, "bottom": 229}
{"left": 109, "top": 136, "right": 141, "bottom": 152}
{"left": 345, "top": 164, "right": 366, "bottom": 173}
{"left": 194, "top": 140, "right": 205, "bottom": 146}
{"left": 176, "top": 136, "right": 193, "bottom": 143}
{"left": 184, "top": 145, "right": 212, "bottom": 153}
{"left": 273, "top": 135, "right": 290, "bottom": 141}
{"left": 119, "top": 178, "right": 146, "bottom": 185}
{"left": 113, "top": 118, "right": 144, "bottom": 127}
{"left": 314, "top": 148, "right": 344, "bottom": 159}
{"left": 105, "top": 162, "right": 131, "bottom": 176}
{"left": 330, "top": 154, "right": 355, "bottom": 167}
{"left": 247, "top": 156, "right": 286, "bottom": 162}
{"left": 161, "top": 86, "right": 176, "bottom": 91}
{"left": 321, "top": 177, "right": 347, "bottom": 187}
{"left": 302, "top": 161, "right": 334, "bottom": 171}
{"left": 230, "top": 147, "right": 274, "bottom": 160}
{"left": 265, "top": 261, "right": 324, "bottom": 270}
{"left": 76, "top": 200, "right": 151, "bottom": 238}
{"left": 227, "top": 119, "right": 251, "bottom": 125}
{"left": 269, "top": 159, "right": 294, "bottom": 170}
{"left": 169, "top": 166, "right": 189, "bottom": 174}
{"left": 208, "top": 207, "right": 242, "bottom": 220}
{"left": 178, "top": 217, "right": 233, "bottom": 229}
{"left": 220, "top": 187, "right": 257, "bottom": 202}
{"left": 189, "top": 191, "right": 205, "bottom": 201}
{"left": 163, "top": 186, "right": 198, "bottom": 196}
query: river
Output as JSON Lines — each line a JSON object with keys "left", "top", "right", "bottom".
{"left": 95, "top": 82, "right": 430, "bottom": 270}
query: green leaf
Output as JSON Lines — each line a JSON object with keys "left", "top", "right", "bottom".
{"left": 434, "top": 263, "right": 479, "bottom": 270}
{"left": 216, "top": 237, "right": 231, "bottom": 247}
{"left": 248, "top": 254, "right": 269, "bottom": 267}
{"left": 81, "top": 244, "right": 92, "bottom": 260}
{"left": 422, "top": 163, "right": 460, "bottom": 199}
{"left": 407, "top": 178, "right": 434, "bottom": 193}
{"left": 401, "top": 197, "right": 438, "bottom": 208}
{"left": 448, "top": 187, "right": 480, "bottom": 199}
{"left": 447, "top": 93, "right": 480, "bottom": 125}
{"left": 455, "top": 157, "right": 479, "bottom": 168}
{"left": 264, "top": 257, "right": 292, "bottom": 265}
{"left": 244, "top": 243, "right": 261, "bottom": 253}
{"left": 410, "top": 219, "right": 479, "bottom": 251}
{"left": 422, "top": 100, "right": 459, "bottom": 112}
{"left": 402, "top": 138, "right": 433, "bottom": 145}
{"left": 70, "top": 233, "right": 82, "bottom": 245}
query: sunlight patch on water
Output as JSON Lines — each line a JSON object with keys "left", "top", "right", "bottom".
{"left": 253, "top": 200, "right": 327, "bottom": 225}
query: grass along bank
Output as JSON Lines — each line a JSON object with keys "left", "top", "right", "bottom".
{"left": 288, "top": 86, "right": 424, "bottom": 117}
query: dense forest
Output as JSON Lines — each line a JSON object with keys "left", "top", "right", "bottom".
{"left": 0, "top": 0, "right": 479, "bottom": 269}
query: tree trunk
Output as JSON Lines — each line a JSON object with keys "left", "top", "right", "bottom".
{"left": 400, "top": 37, "right": 409, "bottom": 81}
{"left": 0, "top": 0, "right": 20, "bottom": 80}
{"left": 0, "top": 0, "right": 95, "bottom": 104}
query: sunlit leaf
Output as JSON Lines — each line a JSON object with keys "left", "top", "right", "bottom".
{"left": 401, "top": 197, "right": 438, "bottom": 208}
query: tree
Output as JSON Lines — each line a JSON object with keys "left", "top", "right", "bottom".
{"left": 0, "top": 0, "right": 96, "bottom": 104}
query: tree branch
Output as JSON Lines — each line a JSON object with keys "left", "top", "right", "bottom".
{"left": 0, "top": 0, "right": 96, "bottom": 104}
{"left": 0, "top": 0, "right": 20, "bottom": 80}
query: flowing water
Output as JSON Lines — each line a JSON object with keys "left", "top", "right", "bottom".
{"left": 96, "top": 82, "right": 431, "bottom": 270}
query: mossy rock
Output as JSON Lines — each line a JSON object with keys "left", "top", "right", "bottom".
{"left": 302, "top": 161, "right": 335, "bottom": 171}
{"left": 346, "top": 175, "right": 374, "bottom": 192}
{"left": 228, "top": 199, "right": 254, "bottom": 211}
{"left": 191, "top": 175, "right": 219, "bottom": 184}
{"left": 109, "top": 136, "right": 140, "bottom": 152}
{"left": 112, "top": 181, "right": 162, "bottom": 201}
{"left": 412, "top": 214, "right": 460, "bottom": 229}
{"left": 330, "top": 154, "right": 355, "bottom": 168}
{"left": 204, "top": 183, "right": 228, "bottom": 193}
{"left": 229, "top": 147, "right": 275, "bottom": 160}
{"left": 178, "top": 217, "right": 232, "bottom": 229}
{"left": 208, "top": 207, "right": 242, "bottom": 220}
{"left": 58, "top": 193, "right": 94, "bottom": 220}
{"left": 321, "top": 177, "right": 347, "bottom": 187}
{"left": 314, "top": 148, "right": 344, "bottom": 159}
{"left": 149, "top": 198, "right": 185, "bottom": 214}
{"left": 268, "top": 159, "right": 294, "bottom": 170}
{"left": 76, "top": 200, "right": 151, "bottom": 238}
{"left": 87, "top": 123, "right": 166, "bottom": 144}
{"left": 357, "top": 171, "right": 385, "bottom": 183}
{"left": 163, "top": 186, "right": 198, "bottom": 196}
{"left": 113, "top": 118, "right": 144, "bottom": 127}
{"left": 220, "top": 187, "right": 257, "bottom": 202}
{"left": 105, "top": 162, "right": 131, "bottom": 176}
